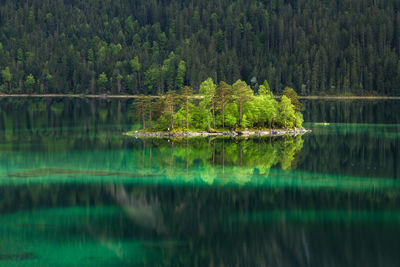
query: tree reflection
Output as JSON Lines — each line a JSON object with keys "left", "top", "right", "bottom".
{"left": 133, "top": 136, "right": 304, "bottom": 185}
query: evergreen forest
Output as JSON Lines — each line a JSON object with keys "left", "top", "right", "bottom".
{"left": 0, "top": 0, "right": 400, "bottom": 95}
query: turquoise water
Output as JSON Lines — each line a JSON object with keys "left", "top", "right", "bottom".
{"left": 0, "top": 98, "right": 399, "bottom": 266}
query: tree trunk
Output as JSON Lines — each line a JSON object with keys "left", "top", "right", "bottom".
{"left": 136, "top": 72, "right": 140, "bottom": 93}
{"left": 239, "top": 99, "right": 242, "bottom": 126}
{"left": 222, "top": 96, "right": 225, "bottom": 128}
{"left": 212, "top": 101, "right": 216, "bottom": 129}
{"left": 143, "top": 113, "right": 146, "bottom": 129}
{"left": 171, "top": 105, "right": 174, "bottom": 129}
{"left": 149, "top": 107, "right": 152, "bottom": 128}
{"left": 186, "top": 97, "right": 189, "bottom": 129}
{"left": 91, "top": 75, "right": 95, "bottom": 94}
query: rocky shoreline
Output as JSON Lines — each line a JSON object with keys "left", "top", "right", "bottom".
{"left": 124, "top": 128, "right": 311, "bottom": 138}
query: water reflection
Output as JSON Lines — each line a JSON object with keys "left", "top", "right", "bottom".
{"left": 0, "top": 98, "right": 399, "bottom": 266}
{"left": 1, "top": 182, "right": 400, "bottom": 266}
{"left": 134, "top": 136, "right": 304, "bottom": 184}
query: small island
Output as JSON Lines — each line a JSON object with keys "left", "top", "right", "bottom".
{"left": 126, "top": 78, "right": 310, "bottom": 138}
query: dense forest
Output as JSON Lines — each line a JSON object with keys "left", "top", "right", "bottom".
{"left": 0, "top": 0, "right": 400, "bottom": 95}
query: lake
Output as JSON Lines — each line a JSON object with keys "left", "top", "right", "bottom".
{"left": 0, "top": 98, "right": 399, "bottom": 266}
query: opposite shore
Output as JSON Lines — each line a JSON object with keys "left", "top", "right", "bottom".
{"left": 0, "top": 94, "right": 399, "bottom": 100}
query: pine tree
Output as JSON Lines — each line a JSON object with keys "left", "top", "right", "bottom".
{"left": 232, "top": 80, "right": 253, "bottom": 127}
{"left": 215, "top": 81, "right": 232, "bottom": 128}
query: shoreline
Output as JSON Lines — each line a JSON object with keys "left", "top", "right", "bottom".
{"left": 298, "top": 96, "right": 400, "bottom": 100}
{"left": 124, "top": 128, "right": 311, "bottom": 138}
{"left": 0, "top": 94, "right": 399, "bottom": 100}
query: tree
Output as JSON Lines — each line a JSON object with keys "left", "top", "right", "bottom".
{"left": 163, "top": 90, "right": 178, "bottom": 129}
{"left": 216, "top": 30, "right": 225, "bottom": 53}
{"left": 88, "top": 49, "right": 94, "bottom": 62}
{"left": 277, "top": 95, "right": 296, "bottom": 129}
{"left": 254, "top": 94, "right": 278, "bottom": 129}
{"left": 176, "top": 60, "right": 186, "bottom": 90}
{"left": 132, "top": 95, "right": 146, "bottom": 129}
{"left": 2, "top": 67, "right": 11, "bottom": 91}
{"left": 259, "top": 80, "right": 273, "bottom": 96}
{"left": 145, "top": 96, "right": 153, "bottom": 129}
{"left": 144, "top": 64, "right": 161, "bottom": 94}
{"left": 232, "top": 80, "right": 253, "bottom": 127}
{"left": 161, "top": 52, "right": 176, "bottom": 90}
{"left": 131, "top": 56, "right": 141, "bottom": 92}
{"left": 199, "top": 77, "right": 217, "bottom": 129}
{"left": 282, "top": 87, "right": 301, "bottom": 112}
{"left": 180, "top": 86, "right": 193, "bottom": 129}
{"left": 25, "top": 74, "right": 35, "bottom": 93}
{"left": 215, "top": 81, "right": 232, "bottom": 128}
{"left": 97, "top": 72, "right": 108, "bottom": 92}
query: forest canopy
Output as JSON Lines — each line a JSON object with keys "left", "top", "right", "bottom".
{"left": 0, "top": 0, "right": 399, "bottom": 95}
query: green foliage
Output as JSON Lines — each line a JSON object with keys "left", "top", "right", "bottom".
{"left": 87, "top": 49, "right": 94, "bottom": 62}
{"left": 130, "top": 56, "right": 140, "bottom": 73}
{"left": 232, "top": 79, "right": 253, "bottom": 127}
{"left": 254, "top": 94, "right": 278, "bottom": 128}
{"left": 174, "top": 103, "right": 196, "bottom": 128}
{"left": 97, "top": 72, "right": 108, "bottom": 92}
{"left": 199, "top": 77, "right": 217, "bottom": 129}
{"left": 216, "top": 81, "right": 233, "bottom": 128}
{"left": 144, "top": 64, "right": 160, "bottom": 94}
{"left": 176, "top": 60, "right": 186, "bottom": 90}
{"left": 25, "top": 74, "right": 35, "bottom": 93}
{"left": 179, "top": 86, "right": 193, "bottom": 128}
{"left": 2, "top": 67, "right": 11, "bottom": 86}
{"left": 295, "top": 112, "right": 304, "bottom": 128}
{"left": 277, "top": 95, "right": 296, "bottom": 129}
{"left": 278, "top": 136, "right": 304, "bottom": 170}
{"left": 216, "top": 30, "right": 225, "bottom": 53}
{"left": 161, "top": 52, "right": 176, "bottom": 90}
{"left": 132, "top": 95, "right": 148, "bottom": 128}
{"left": 0, "top": 0, "right": 399, "bottom": 95}
{"left": 133, "top": 78, "right": 304, "bottom": 131}
{"left": 223, "top": 102, "right": 239, "bottom": 128}
{"left": 283, "top": 87, "right": 301, "bottom": 112}
{"left": 258, "top": 80, "right": 273, "bottom": 97}
{"left": 17, "top": 48, "right": 24, "bottom": 62}
{"left": 242, "top": 100, "right": 259, "bottom": 127}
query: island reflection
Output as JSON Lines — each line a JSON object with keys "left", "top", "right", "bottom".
{"left": 132, "top": 136, "right": 304, "bottom": 185}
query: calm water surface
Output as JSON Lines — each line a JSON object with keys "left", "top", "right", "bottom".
{"left": 0, "top": 98, "right": 399, "bottom": 266}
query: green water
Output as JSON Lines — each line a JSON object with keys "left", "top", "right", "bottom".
{"left": 0, "top": 98, "right": 399, "bottom": 266}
